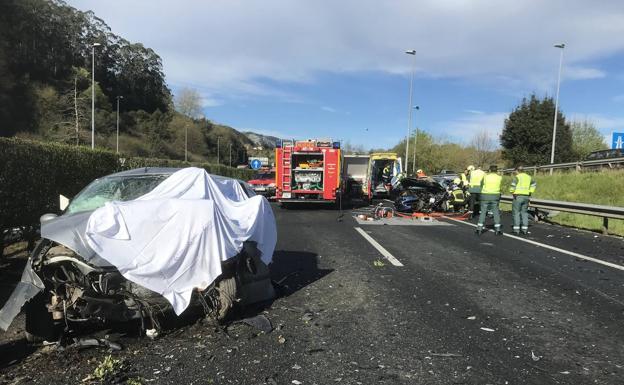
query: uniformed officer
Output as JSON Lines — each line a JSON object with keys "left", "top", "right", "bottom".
{"left": 467, "top": 165, "right": 485, "bottom": 218}
{"left": 476, "top": 164, "right": 502, "bottom": 235}
{"left": 509, "top": 166, "right": 537, "bottom": 234}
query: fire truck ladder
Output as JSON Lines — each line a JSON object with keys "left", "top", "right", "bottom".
{"left": 281, "top": 145, "right": 292, "bottom": 192}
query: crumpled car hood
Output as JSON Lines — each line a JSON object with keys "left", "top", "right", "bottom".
{"left": 41, "top": 211, "right": 114, "bottom": 267}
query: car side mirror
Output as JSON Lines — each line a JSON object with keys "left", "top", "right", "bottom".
{"left": 59, "top": 194, "right": 70, "bottom": 211}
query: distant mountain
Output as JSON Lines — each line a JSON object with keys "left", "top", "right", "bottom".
{"left": 244, "top": 132, "right": 280, "bottom": 149}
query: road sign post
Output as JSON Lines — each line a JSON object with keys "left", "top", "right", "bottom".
{"left": 250, "top": 159, "right": 262, "bottom": 170}
{"left": 613, "top": 132, "right": 624, "bottom": 150}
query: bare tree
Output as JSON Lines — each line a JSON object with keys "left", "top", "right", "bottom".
{"left": 470, "top": 129, "right": 497, "bottom": 166}
{"left": 175, "top": 87, "right": 203, "bottom": 118}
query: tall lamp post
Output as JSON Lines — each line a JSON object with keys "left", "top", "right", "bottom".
{"left": 116, "top": 95, "right": 123, "bottom": 154}
{"left": 404, "top": 49, "right": 416, "bottom": 175}
{"left": 550, "top": 43, "right": 565, "bottom": 173}
{"left": 184, "top": 125, "right": 188, "bottom": 162}
{"left": 217, "top": 137, "right": 220, "bottom": 164}
{"left": 412, "top": 105, "right": 420, "bottom": 170}
{"left": 91, "top": 42, "right": 101, "bottom": 149}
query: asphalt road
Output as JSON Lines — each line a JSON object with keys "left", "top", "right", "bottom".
{"left": 1, "top": 203, "right": 623, "bottom": 384}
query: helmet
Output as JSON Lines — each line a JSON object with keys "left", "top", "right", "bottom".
{"left": 417, "top": 169, "right": 423, "bottom": 173}
{"left": 453, "top": 177, "right": 461, "bottom": 185}
{"left": 467, "top": 165, "right": 475, "bottom": 171}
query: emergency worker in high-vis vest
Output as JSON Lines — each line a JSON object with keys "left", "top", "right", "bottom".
{"left": 467, "top": 165, "right": 485, "bottom": 218}
{"left": 509, "top": 166, "right": 537, "bottom": 234}
{"left": 476, "top": 164, "right": 502, "bottom": 235}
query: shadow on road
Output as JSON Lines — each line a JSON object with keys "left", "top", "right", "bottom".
{"left": 270, "top": 250, "right": 333, "bottom": 298}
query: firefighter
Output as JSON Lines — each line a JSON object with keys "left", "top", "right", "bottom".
{"left": 509, "top": 166, "right": 537, "bottom": 235}
{"left": 476, "top": 165, "right": 502, "bottom": 235}
{"left": 449, "top": 177, "right": 466, "bottom": 212}
{"left": 467, "top": 165, "right": 485, "bottom": 218}
{"left": 416, "top": 169, "right": 426, "bottom": 178}
{"left": 382, "top": 164, "right": 392, "bottom": 183}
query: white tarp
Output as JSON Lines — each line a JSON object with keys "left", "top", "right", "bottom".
{"left": 84, "top": 167, "right": 276, "bottom": 315}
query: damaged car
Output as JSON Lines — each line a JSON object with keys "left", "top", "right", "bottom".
{"left": 391, "top": 176, "right": 449, "bottom": 213}
{"left": 0, "top": 167, "right": 277, "bottom": 342}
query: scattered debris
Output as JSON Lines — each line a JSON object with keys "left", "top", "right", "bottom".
{"left": 239, "top": 314, "right": 273, "bottom": 333}
{"left": 373, "top": 259, "right": 386, "bottom": 267}
{"left": 301, "top": 313, "right": 314, "bottom": 323}
{"left": 480, "top": 327, "right": 495, "bottom": 332}
{"left": 73, "top": 338, "right": 122, "bottom": 351}
{"left": 145, "top": 329, "right": 159, "bottom": 340}
{"left": 292, "top": 364, "right": 302, "bottom": 370}
{"left": 531, "top": 351, "right": 541, "bottom": 361}
{"left": 278, "top": 335, "right": 286, "bottom": 344}
{"left": 292, "top": 381, "right": 302, "bottom": 385}
{"left": 467, "top": 316, "right": 476, "bottom": 320}
{"left": 559, "top": 371, "right": 570, "bottom": 375}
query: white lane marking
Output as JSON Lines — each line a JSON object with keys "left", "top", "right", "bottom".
{"left": 354, "top": 227, "right": 404, "bottom": 267}
{"left": 444, "top": 217, "right": 624, "bottom": 272}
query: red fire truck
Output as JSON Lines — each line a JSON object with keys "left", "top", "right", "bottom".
{"left": 275, "top": 139, "right": 341, "bottom": 204}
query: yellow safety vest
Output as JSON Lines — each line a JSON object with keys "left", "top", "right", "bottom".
{"left": 509, "top": 172, "right": 536, "bottom": 195}
{"left": 481, "top": 173, "right": 502, "bottom": 194}
{"left": 469, "top": 169, "right": 485, "bottom": 187}
{"left": 460, "top": 173, "right": 468, "bottom": 184}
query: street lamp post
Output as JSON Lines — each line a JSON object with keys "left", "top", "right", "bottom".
{"left": 550, "top": 43, "right": 565, "bottom": 173}
{"left": 116, "top": 96, "right": 123, "bottom": 154}
{"left": 229, "top": 143, "right": 232, "bottom": 167}
{"left": 184, "top": 125, "right": 188, "bottom": 162}
{"left": 405, "top": 49, "right": 416, "bottom": 175}
{"left": 412, "top": 105, "right": 420, "bottom": 171}
{"left": 91, "top": 42, "right": 101, "bottom": 149}
{"left": 217, "top": 137, "right": 220, "bottom": 164}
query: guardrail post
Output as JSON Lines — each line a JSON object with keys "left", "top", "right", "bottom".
{"left": 602, "top": 217, "right": 609, "bottom": 235}
{"left": 575, "top": 162, "right": 581, "bottom": 172}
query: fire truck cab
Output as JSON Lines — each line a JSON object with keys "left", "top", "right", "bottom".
{"left": 275, "top": 139, "right": 341, "bottom": 204}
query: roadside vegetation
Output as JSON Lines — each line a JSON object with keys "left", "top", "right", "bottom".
{"left": 501, "top": 170, "right": 624, "bottom": 236}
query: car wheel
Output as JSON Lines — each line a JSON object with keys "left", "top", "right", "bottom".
{"left": 24, "top": 292, "right": 59, "bottom": 343}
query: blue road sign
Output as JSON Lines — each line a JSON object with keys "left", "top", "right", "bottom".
{"left": 250, "top": 159, "right": 262, "bottom": 170}
{"left": 613, "top": 132, "right": 624, "bottom": 150}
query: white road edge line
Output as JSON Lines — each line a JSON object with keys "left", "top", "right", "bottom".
{"left": 444, "top": 217, "right": 624, "bottom": 272}
{"left": 354, "top": 227, "right": 404, "bottom": 267}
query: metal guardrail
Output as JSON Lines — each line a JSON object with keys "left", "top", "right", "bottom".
{"left": 501, "top": 157, "right": 624, "bottom": 174}
{"left": 500, "top": 195, "right": 624, "bottom": 234}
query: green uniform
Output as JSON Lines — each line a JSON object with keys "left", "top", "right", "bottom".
{"left": 510, "top": 172, "right": 536, "bottom": 233}
{"left": 477, "top": 172, "right": 502, "bottom": 232}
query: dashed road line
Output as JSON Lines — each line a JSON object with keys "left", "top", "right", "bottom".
{"left": 444, "top": 217, "right": 624, "bottom": 272}
{"left": 354, "top": 227, "right": 404, "bottom": 267}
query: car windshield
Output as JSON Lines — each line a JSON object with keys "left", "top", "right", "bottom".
{"left": 254, "top": 173, "right": 275, "bottom": 180}
{"left": 66, "top": 174, "right": 169, "bottom": 214}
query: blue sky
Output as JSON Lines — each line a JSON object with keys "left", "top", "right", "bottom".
{"left": 69, "top": 0, "right": 624, "bottom": 149}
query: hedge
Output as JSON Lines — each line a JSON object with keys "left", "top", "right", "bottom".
{"left": 0, "top": 137, "right": 254, "bottom": 231}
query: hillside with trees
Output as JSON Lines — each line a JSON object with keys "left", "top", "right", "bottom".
{"left": 0, "top": 0, "right": 252, "bottom": 165}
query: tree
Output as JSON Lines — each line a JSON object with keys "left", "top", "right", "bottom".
{"left": 175, "top": 87, "right": 203, "bottom": 119}
{"left": 570, "top": 119, "right": 607, "bottom": 160}
{"left": 469, "top": 129, "right": 499, "bottom": 167}
{"left": 501, "top": 94, "right": 573, "bottom": 166}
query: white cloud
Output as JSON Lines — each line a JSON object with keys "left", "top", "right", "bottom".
{"left": 69, "top": 0, "right": 624, "bottom": 102}
{"left": 434, "top": 112, "right": 508, "bottom": 144}
{"left": 613, "top": 94, "right": 624, "bottom": 103}
{"left": 321, "top": 106, "right": 337, "bottom": 113}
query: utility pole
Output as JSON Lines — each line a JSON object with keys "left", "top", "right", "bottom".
{"left": 116, "top": 96, "right": 123, "bottom": 154}
{"left": 91, "top": 42, "right": 101, "bottom": 149}
{"left": 404, "top": 49, "right": 416, "bottom": 175}
{"left": 184, "top": 125, "right": 188, "bottom": 162}
{"left": 412, "top": 105, "right": 420, "bottom": 171}
{"left": 550, "top": 43, "right": 565, "bottom": 174}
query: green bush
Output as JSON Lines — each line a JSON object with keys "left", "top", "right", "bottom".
{"left": 0, "top": 138, "right": 254, "bottom": 231}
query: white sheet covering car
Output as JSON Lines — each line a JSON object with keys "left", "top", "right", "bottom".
{"left": 84, "top": 167, "right": 276, "bottom": 314}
